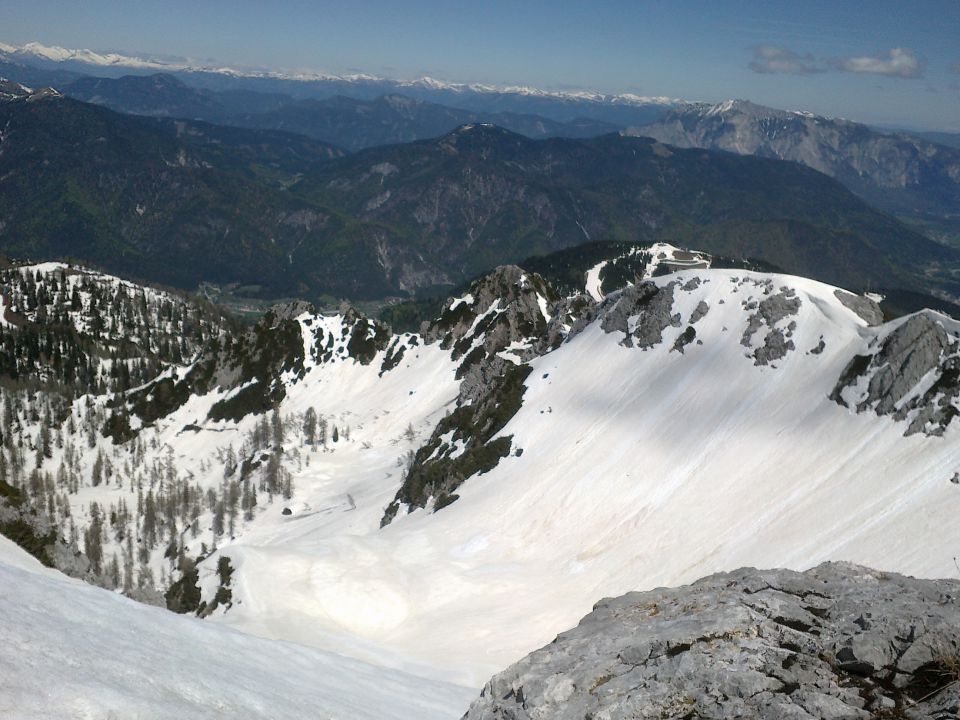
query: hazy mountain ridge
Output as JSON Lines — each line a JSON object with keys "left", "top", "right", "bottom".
{"left": 633, "top": 99, "right": 960, "bottom": 240}
{"left": 61, "top": 73, "right": 621, "bottom": 150}
{"left": 2, "top": 91, "right": 952, "bottom": 305}
{"left": 0, "top": 40, "right": 683, "bottom": 126}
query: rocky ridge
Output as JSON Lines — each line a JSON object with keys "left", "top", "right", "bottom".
{"left": 382, "top": 265, "right": 960, "bottom": 524}
{"left": 463, "top": 563, "right": 960, "bottom": 720}
{"left": 381, "top": 266, "right": 577, "bottom": 524}
{"left": 832, "top": 311, "right": 960, "bottom": 436}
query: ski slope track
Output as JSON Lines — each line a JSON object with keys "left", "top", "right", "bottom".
{"left": 1, "top": 258, "right": 959, "bottom": 715}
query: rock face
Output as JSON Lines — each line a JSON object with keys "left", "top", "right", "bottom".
{"left": 834, "top": 290, "right": 884, "bottom": 327}
{"left": 832, "top": 312, "right": 960, "bottom": 436}
{"left": 381, "top": 266, "right": 570, "bottom": 524}
{"left": 739, "top": 283, "right": 801, "bottom": 366}
{"left": 601, "top": 281, "right": 681, "bottom": 349}
{"left": 463, "top": 563, "right": 960, "bottom": 720}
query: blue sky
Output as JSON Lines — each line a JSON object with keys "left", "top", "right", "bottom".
{"left": 5, "top": 0, "right": 960, "bottom": 130}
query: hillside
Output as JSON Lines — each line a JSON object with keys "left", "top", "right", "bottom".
{"left": 0, "top": 91, "right": 363, "bottom": 297}
{"left": 61, "top": 73, "right": 620, "bottom": 149}
{"left": 0, "top": 256, "right": 956, "bottom": 690}
{"left": 633, "top": 99, "right": 960, "bottom": 245}
{"left": 0, "top": 536, "right": 472, "bottom": 719}
{"left": 295, "top": 124, "right": 958, "bottom": 299}
{"left": 0, "top": 91, "right": 954, "bottom": 304}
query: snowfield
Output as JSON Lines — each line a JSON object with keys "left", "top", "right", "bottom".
{"left": 0, "top": 536, "right": 473, "bottom": 720}
{"left": 2, "top": 262, "right": 959, "bottom": 716}
{"left": 183, "top": 270, "right": 958, "bottom": 687}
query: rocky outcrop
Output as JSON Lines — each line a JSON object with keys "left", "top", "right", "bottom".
{"left": 834, "top": 290, "right": 884, "bottom": 326}
{"left": 423, "top": 265, "right": 559, "bottom": 392}
{"left": 689, "top": 300, "right": 710, "bottom": 324}
{"left": 600, "top": 281, "right": 681, "bottom": 349}
{"left": 832, "top": 312, "right": 960, "bottom": 436}
{"left": 0, "top": 78, "right": 33, "bottom": 102}
{"left": 0, "top": 479, "right": 96, "bottom": 582}
{"left": 741, "top": 286, "right": 801, "bottom": 366}
{"left": 463, "top": 563, "right": 960, "bottom": 720}
{"left": 381, "top": 267, "right": 564, "bottom": 524}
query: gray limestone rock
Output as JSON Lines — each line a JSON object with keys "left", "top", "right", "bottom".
{"left": 689, "top": 300, "right": 710, "bottom": 324}
{"left": 758, "top": 289, "right": 801, "bottom": 325}
{"left": 601, "top": 281, "right": 681, "bottom": 350}
{"left": 832, "top": 312, "right": 960, "bottom": 436}
{"left": 834, "top": 290, "right": 884, "bottom": 326}
{"left": 463, "top": 563, "right": 960, "bottom": 720}
{"left": 672, "top": 326, "right": 697, "bottom": 354}
{"left": 753, "top": 328, "right": 795, "bottom": 366}
{"left": 268, "top": 299, "right": 318, "bottom": 320}
{"left": 741, "top": 290, "right": 802, "bottom": 366}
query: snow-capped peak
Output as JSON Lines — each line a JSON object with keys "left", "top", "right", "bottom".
{"left": 0, "top": 39, "right": 690, "bottom": 108}
{"left": 679, "top": 98, "right": 852, "bottom": 126}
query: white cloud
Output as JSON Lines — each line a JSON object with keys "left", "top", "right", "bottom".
{"left": 748, "top": 45, "right": 824, "bottom": 75}
{"left": 831, "top": 47, "right": 925, "bottom": 78}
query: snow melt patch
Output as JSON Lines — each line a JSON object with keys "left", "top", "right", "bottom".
{"left": 585, "top": 260, "right": 607, "bottom": 301}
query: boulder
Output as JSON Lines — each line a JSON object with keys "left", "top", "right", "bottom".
{"left": 463, "top": 563, "right": 960, "bottom": 720}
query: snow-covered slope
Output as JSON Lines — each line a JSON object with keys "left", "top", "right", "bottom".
{"left": 188, "top": 269, "right": 959, "bottom": 687}
{"left": 2, "top": 258, "right": 959, "bottom": 700}
{"left": 0, "top": 542, "right": 472, "bottom": 720}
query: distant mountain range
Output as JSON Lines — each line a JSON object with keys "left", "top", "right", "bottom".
{"left": 0, "top": 40, "right": 682, "bottom": 126}
{"left": 6, "top": 40, "right": 960, "bottom": 249}
{"left": 631, "top": 100, "right": 960, "bottom": 244}
{"left": 0, "top": 84, "right": 954, "bottom": 305}
{"left": 61, "top": 73, "right": 619, "bottom": 150}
